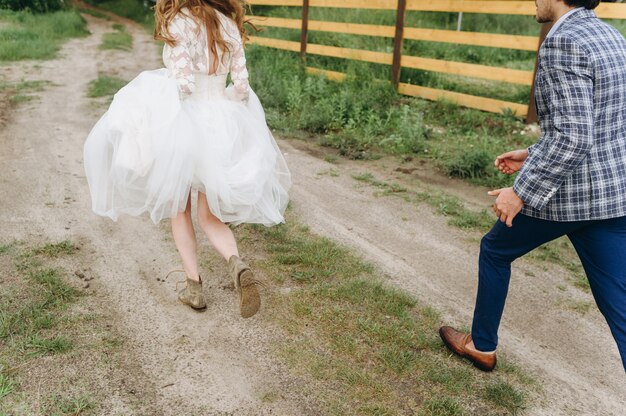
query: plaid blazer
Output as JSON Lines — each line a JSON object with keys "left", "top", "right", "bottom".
{"left": 514, "top": 8, "right": 626, "bottom": 222}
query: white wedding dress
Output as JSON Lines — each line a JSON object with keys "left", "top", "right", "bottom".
{"left": 84, "top": 9, "right": 291, "bottom": 225}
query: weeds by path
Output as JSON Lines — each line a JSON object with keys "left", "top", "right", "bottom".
{"left": 0, "top": 79, "right": 51, "bottom": 111}
{"left": 0, "top": 239, "right": 142, "bottom": 415}
{"left": 87, "top": 75, "right": 126, "bottom": 98}
{"left": 100, "top": 22, "right": 133, "bottom": 51}
{"left": 244, "top": 45, "right": 538, "bottom": 189}
{"left": 352, "top": 171, "right": 494, "bottom": 231}
{"left": 0, "top": 9, "right": 88, "bottom": 61}
{"left": 236, "top": 214, "right": 537, "bottom": 415}
{"left": 351, "top": 171, "right": 589, "bottom": 293}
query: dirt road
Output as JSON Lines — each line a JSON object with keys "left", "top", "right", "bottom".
{"left": 0, "top": 14, "right": 305, "bottom": 415}
{"left": 283, "top": 140, "right": 626, "bottom": 415}
{"left": 0, "top": 11, "right": 624, "bottom": 416}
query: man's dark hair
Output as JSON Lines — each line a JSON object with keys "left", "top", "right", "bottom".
{"left": 564, "top": 0, "right": 601, "bottom": 9}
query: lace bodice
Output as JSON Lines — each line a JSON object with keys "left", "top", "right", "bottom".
{"left": 162, "top": 9, "right": 249, "bottom": 101}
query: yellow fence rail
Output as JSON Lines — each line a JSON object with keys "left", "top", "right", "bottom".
{"left": 248, "top": 0, "right": 626, "bottom": 118}
{"left": 250, "top": 0, "right": 626, "bottom": 17}
{"left": 251, "top": 16, "right": 539, "bottom": 51}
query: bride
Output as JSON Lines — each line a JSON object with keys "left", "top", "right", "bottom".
{"left": 83, "top": 0, "right": 291, "bottom": 317}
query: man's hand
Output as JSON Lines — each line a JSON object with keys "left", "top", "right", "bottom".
{"left": 495, "top": 149, "right": 529, "bottom": 175}
{"left": 488, "top": 187, "right": 524, "bottom": 227}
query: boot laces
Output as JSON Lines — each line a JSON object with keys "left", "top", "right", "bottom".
{"left": 165, "top": 269, "right": 188, "bottom": 292}
{"left": 239, "top": 273, "right": 268, "bottom": 290}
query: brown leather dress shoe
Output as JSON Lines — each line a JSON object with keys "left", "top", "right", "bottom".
{"left": 439, "top": 326, "right": 497, "bottom": 371}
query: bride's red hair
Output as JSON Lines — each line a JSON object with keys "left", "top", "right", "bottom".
{"left": 154, "top": 0, "right": 251, "bottom": 73}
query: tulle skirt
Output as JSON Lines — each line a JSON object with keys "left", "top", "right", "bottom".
{"left": 83, "top": 69, "right": 291, "bottom": 225}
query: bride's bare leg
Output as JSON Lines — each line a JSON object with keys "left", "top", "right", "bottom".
{"left": 197, "top": 192, "right": 239, "bottom": 260}
{"left": 171, "top": 194, "right": 200, "bottom": 281}
{"left": 197, "top": 192, "right": 259, "bottom": 317}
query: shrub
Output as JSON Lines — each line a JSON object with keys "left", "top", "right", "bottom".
{"left": 246, "top": 45, "right": 430, "bottom": 158}
{"left": 443, "top": 148, "right": 493, "bottom": 180}
{"left": 0, "top": 0, "right": 66, "bottom": 13}
{"left": 84, "top": 0, "right": 154, "bottom": 30}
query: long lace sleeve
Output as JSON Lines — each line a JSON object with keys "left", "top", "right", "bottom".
{"left": 165, "top": 16, "right": 196, "bottom": 97}
{"left": 229, "top": 30, "right": 250, "bottom": 103}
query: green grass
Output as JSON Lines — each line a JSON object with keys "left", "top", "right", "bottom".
{"left": 12, "top": 80, "right": 48, "bottom": 92}
{"left": 484, "top": 381, "right": 526, "bottom": 415}
{"left": 0, "top": 9, "right": 88, "bottom": 61}
{"left": 26, "top": 335, "right": 73, "bottom": 357}
{"left": 0, "top": 374, "right": 16, "bottom": 400}
{"left": 45, "top": 394, "right": 95, "bottom": 415}
{"left": 248, "top": 47, "right": 432, "bottom": 159}
{"left": 236, "top": 214, "right": 537, "bottom": 415}
{"left": 561, "top": 299, "right": 593, "bottom": 315}
{"left": 418, "top": 397, "right": 465, "bottom": 416}
{"left": 78, "top": 8, "right": 110, "bottom": 20}
{"left": 420, "top": 100, "right": 537, "bottom": 188}
{"left": 100, "top": 22, "right": 132, "bottom": 50}
{"left": 85, "top": 0, "right": 154, "bottom": 32}
{"left": 0, "top": 240, "right": 108, "bottom": 414}
{"left": 259, "top": 391, "right": 279, "bottom": 403}
{"left": 87, "top": 75, "right": 126, "bottom": 98}
{"left": 32, "top": 240, "right": 77, "bottom": 257}
{"left": 1, "top": 79, "right": 51, "bottom": 108}
{"left": 0, "top": 242, "right": 80, "bottom": 404}
{"left": 245, "top": 43, "right": 535, "bottom": 187}
{"left": 8, "top": 94, "right": 33, "bottom": 104}
{"left": 352, "top": 171, "right": 495, "bottom": 232}
{"left": 1, "top": 265, "right": 78, "bottom": 342}
{"left": 28, "top": 267, "right": 78, "bottom": 305}
{"left": 1, "top": 242, "right": 79, "bottom": 317}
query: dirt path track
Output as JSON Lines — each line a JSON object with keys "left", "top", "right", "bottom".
{"left": 0, "top": 14, "right": 304, "bottom": 415}
{"left": 282, "top": 140, "right": 626, "bottom": 415}
{"left": 0, "top": 12, "right": 623, "bottom": 416}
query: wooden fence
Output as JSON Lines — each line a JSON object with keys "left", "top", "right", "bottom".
{"left": 246, "top": 0, "right": 626, "bottom": 120}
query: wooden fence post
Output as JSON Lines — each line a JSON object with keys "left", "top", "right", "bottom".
{"left": 526, "top": 22, "right": 552, "bottom": 124}
{"left": 300, "top": 0, "right": 310, "bottom": 63}
{"left": 392, "top": 0, "right": 407, "bottom": 88}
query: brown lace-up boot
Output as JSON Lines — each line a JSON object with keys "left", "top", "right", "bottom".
{"left": 228, "top": 255, "right": 261, "bottom": 318}
{"left": 177, "top": 276, "right": 207, "bottom": 311}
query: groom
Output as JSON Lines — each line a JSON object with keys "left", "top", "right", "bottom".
{"left": 440, "top": 0, "right": 626, "bottom": 372}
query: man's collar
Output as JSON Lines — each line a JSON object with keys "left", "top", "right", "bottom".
{"left": 546, "top": 7, "right": 589, "bottom": 39}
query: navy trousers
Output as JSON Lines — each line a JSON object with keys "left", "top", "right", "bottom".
{"left": 471, "top": 214, "right": 626, "bottom": 371}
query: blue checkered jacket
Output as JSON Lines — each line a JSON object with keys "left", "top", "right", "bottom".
{"left": 514, "top": 8, "right": 626, "bottom": 221}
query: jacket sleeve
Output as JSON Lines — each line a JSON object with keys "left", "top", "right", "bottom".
{"left": 513, "top": 36, "right": 594, "bottom": 211}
